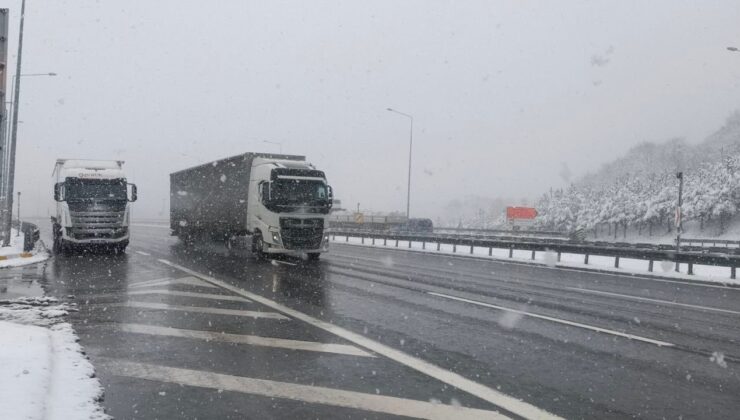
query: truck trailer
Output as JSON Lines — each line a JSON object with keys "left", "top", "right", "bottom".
{"left": 51, "top": 159, "right": 137, "bottom": 254}
{"left": 170, "top": 152, "right": 333, "bottom": 259}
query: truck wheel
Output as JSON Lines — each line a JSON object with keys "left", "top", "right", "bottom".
{"left": 252, "top": 231, "right": 266, "bottom": 259}
{"left": 52, "top": 230, "right": 61, "bottom": 255}
{"left": 307, "top": 252, "right": 321, "bottom": 261}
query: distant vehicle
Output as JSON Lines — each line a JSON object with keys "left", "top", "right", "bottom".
{"left": 51, "top": 159, "right": 137, "bottom": 254}
{"left": 390, "top": 218, "right": 434, "bottom": 233}
{"left": 506, "top": 206, "right": 538, "bottom": 230}
{"left": 170, "top": 152, "right": 333, "bottom": 260}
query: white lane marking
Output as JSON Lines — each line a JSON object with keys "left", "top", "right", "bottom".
{"left": 129, "top": 277, "right": 220, "bottom": 290}
{"left": 271, "top": 259, "right": 298, "bottom": 266}
{"left": 135, "top": 250, "right": 151, "bottom": 256}
{"left": 131, "top": 224, "right": 170, "bottom": 229}
{"left": 119, "top": 323, "right": 374, "bottom": 357}
{"left": 126, "top": 289, "right": 252, "bottom": 303}
{"left": 102, "top": 360, "right": 508, "bottom": 420}
{"left": 123, "top": 301, "right": 288, "bottom": 320}
{"left": 428, "top": 291, "right": 675, "bottom": 347}
{"left": 567, "top": 287, "right": 740, "bottom": 316}
{"left": 157, "top": 259, "right": 561, "bottom": 420}
{"left": 128, "top": 277, "right": 172, "bottom": 287}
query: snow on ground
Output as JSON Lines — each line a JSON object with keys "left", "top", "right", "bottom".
{"left": 331, "top": 236, "right": 740, "bottom": 286}
{"left": 0, "top": 299, "right": 109, "bottom": 420}
{"left": 0, "top": 229, "right": 50, "bottom": 268}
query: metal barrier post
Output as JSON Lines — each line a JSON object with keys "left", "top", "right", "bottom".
{"left": 453, "top": 244, "right": 456, "bottom": 253}
{"left": 488, "top": 247, "right": 492, "bottom": 256}
{"left": 408, "top": 240, "right": 412, "bottom": 249}
{"left": 470, "top": 245, "right": 474, "bottom": 254}
{"left": 361, "top": 236, "right": 364, "bottom": 244}
{"left": 614, "top": 256, "right": 620, "bottom": 268}
{"left": 688, "top": 262, "right": 693, "bottom": 275}
{"left": 648, "top": 260, "right": 653, "bottom": 272}
{"left": 384, "top": 238, "right": 387, "bottom": 246}
{"left": 531, "top": 250, "right": 535, "bottom": 260}
{"left": 509, "top": 246, "right": 513, "bottom": 258}
{"left": 372, "top": 237, "right": 375, "bottom": 245}
{"left": 732, "top": 267, "right": 736, "bottom": 280}
{"left": 395, "top": 239, "right": 399, "bottom": 247}
{"left": 584, "top": 254, "right": 589, "bottom": 265}
{"left": 437, "top": 242, "right": 440, "bottom": 251}
{"left": 557, "top": 252, "right": 561, "bottom": 262}
{"left": 422, "top": 241, "right": 425, "bottom": 250}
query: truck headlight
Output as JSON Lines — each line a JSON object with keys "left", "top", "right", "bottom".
{"left": 272, "top": 232, "right": 281, "bottom": 243}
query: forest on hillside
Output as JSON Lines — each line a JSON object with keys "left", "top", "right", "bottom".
{"left": 535, "top": 112, "right": 740, "bottom": 237}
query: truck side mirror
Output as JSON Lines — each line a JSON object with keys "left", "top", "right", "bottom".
{"left": 54, "top": 183, "right": 65, "bottom": 202}
{"left": 128, "top": 183, "right": 138, "bottom": 202}
{"left": 327, "top": 185, "right": 333, "bottom": 208}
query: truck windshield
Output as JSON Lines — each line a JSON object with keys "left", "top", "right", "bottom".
{"left": 271, "top": 179, "right": 328, "bottom": 205}
{"left": 65, "top": 178, "right": 127, "bottom": 200}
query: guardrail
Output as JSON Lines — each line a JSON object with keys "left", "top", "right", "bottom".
{"left": 434, "top": 227, "right": 567, "bottom": 238}
{"left": 329, "top": 230, "right": 740, "bottom": 279}
{"left": 680, "top": 238, "right": 740, "bottom": 248}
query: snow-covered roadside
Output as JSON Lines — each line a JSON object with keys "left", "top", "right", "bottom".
{"left": 0, "top": 299, "right": 109, "bottom": 420}
{"left": 0, "top": 229, "right": 50, "bottom": 268}
{"left": 331, "top": 236, "right": 740, "bottom": 286}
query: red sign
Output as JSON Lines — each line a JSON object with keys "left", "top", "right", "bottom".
{"left": 506, "top": 207, "right": 538, "bottom": 220}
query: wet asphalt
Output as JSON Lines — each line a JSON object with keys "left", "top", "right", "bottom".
{"left": 20, "top": 219, "right": 740, "bottom": 419}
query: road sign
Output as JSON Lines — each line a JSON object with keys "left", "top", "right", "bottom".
{"left": 354, "top": 212, "right": 364, "bottom": 224}
{"left": 506, "top": 207, "right": 538, "bottom": 220}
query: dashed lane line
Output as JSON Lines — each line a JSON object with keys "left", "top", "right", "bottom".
{"left": 118, "top": 323, "right": 374, "bottom": 357}
{"left": 121, "top": 301, "right": 288, "bottom": 320}
{"left": 128, "top": 276, "right": 220, "bottom": 290}
{"left": 135, "top": 250, "right": 151, "bottom": 256}
{"left": 101, "top": 359, "right": 508, "bottom": 420}
{"left": 127, "top": 289, "right": 252, "bottom": 303}
{"left": 428, "top": 291, "right": 676, "bottom": 347}
{"left": 566, "top": 287, "right": 740, "bottom": 316}
{"left": 156, "top": 258, "right": 562, "bottom": 420}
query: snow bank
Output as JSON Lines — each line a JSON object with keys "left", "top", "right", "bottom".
{"left": 0, "top": 300, "right": 108, "bottom": 420}
{"left": 0, "top": 229, "right": 50, "bottom": 269}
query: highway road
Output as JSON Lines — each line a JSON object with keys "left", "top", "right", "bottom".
{"left": 31, "top": 220, "right": 740, "bottom": 419}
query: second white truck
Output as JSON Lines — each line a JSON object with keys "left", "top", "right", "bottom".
{"left": 51, "top": 159, "right": 137, "bottom": 254}
{"left": 170, "top": 152, "right": 333, "bottom": 260}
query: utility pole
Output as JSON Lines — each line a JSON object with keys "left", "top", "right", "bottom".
{"left": 4, "top": 0, "right": 26, "bottom": 246}
{"left": 386, "top": 108, "right": 414, "bottom": 218}
{"left": 15, "top": 190, "right": 19, "bottom": 236}
{"left": 675, "top": 171, "right": 683, "bottom": 272}
{"left": 0, "top": 9, "right": 8, "bottom": 243}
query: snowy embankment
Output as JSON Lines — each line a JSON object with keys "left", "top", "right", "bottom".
{"left": 0, "top": 229, "right": 50, "bottom": 268}
{"left": 0, "top": 298, "right": 109, "bottom": 420}
{"left": 331, "top": 236, "right": 740, "bottom": 286}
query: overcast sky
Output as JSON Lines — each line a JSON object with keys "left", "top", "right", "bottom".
{"left": 3, "top": 0, "right": 740, "bottom": 218}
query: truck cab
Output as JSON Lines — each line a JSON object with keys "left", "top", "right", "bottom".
{"left": 247, "top": 158, "right": 332, "bottom": 259}
{"left": 51, "top": 159, "right": 137, "bottom": 254}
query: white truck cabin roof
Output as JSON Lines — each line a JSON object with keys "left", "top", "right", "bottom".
{"left": 54, "top": 159, "right": 127, "bottom": 180}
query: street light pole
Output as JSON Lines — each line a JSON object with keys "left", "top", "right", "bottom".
{"left": 675, "top": 171, "right": 684, "bottom": 272}
{"left": 3, "top": 0, "right": 27, "bottom": 246}
{"left": 387, "top": 108, "right": 414, "bottom": 218}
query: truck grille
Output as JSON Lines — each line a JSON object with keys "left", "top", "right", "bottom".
{"left": 279, "top": 218, "right": 324, "bottom": 250}
{"left": 68, "top": 201, "right": 126, "bottom": 240}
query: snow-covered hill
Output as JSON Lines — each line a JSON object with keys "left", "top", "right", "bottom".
{"left": 534, "top": 111, "right": 740, "bottom": 239}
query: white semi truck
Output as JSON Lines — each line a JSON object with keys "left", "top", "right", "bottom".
{"left": 170, "top": 152, "right": 333, "bottom": 260}
{"left": 51, "top": 159, "right": 137, "bottom": 253}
